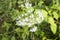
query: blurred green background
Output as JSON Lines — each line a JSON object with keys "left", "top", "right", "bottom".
{"left": 0, "top": 0, "right": 60, "bottom": 40}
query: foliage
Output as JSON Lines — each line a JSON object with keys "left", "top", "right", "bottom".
{"left": 0, "top": 0, "right": 60, "bottom": 40}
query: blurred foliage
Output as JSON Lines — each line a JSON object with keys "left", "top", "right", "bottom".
{"left": 0, "top": 0, "right": 60, "bottom": 40}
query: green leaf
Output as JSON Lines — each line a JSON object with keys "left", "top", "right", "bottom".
{"left": 48, "top": 17, "right": 54, "bottom": 24}
{"left": 38, "top": 1, "right": 43, "bottom": 7}
{"left": 15, "top": 28, "right": 20, "bottom": 32}
{"left": 41, "top": 9, "right": 48, "bottom": 17}
{"left": 2, "top": 37, "right": 9, "bottom": 40}
{"left": 53, "top": 11, "right": 58, "bottom": 19}
{"left": 11, "top": 9, "right": 19, "bottom": 21}
{"left": 48, "top": 17, "right": 57, "bottom": 34}
{"left": 11, "top": 36, "right": 16, "bottom": 40}
{"left": 17, "top": 0, "right": 24, "bottom": 4}
{"left": 41, "top": 9, "right": 48, "bottom": 21}
{"left": 50, "top": 23, "right": 57, "bottom": 34}
{"left": 3, "top": 21, "right": 11, "bottom": 31}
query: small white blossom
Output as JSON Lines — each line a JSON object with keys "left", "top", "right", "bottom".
{"left": 20, "top": 4, "right": 24, "bottom": 7}
{"left": 16, "top": 16, "right": 21, "bottom": 20}
{"left": 29, "top": 3, "right": 32, "bottom": 7}
{"left": 24, "top": 13, "right": 28, "bottom": 16}
{"left": 21, "top": 14, "right": 24, "bottom": 17}
{"left": 20, "top": 22, "right": 24, "bottom": 26}
{"left": 27, "top": 10, "right": 32, "bottom": 13}
{"left": 35, "top": 10, "right": 44, "bottom": 21}
{"left": 40, "top": 15, "right": 44, "bottom": 20}
{"left": 16, "top": 20, "right": 26, "bottom": 26}
{"left": 38, "top": 13, "right": 44, "bottom": 21}
{"left": 25, "top": 2, "right": 32, "bottom": 8}
{"left": 36, "top": 18, "right": 40, "bottom": 23}
{"left": 24, "top": 17, "right": 29, "bottom": 22}
{"left": 22, "top": 19, "right": 25, "bottom": 22}
{"left": 29, "top": 14, "right": 34, "bottom": 19}
{"left": 16, "top": 20, "right": 21, "bottom": 26}
{"left": 30, "top": 26, "right": 37, "bottom": 32}
{"left": 27, "top": 23, "right": 32, "bottom": 27}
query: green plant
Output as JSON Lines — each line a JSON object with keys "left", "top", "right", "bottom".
{"left": 0, "top": 0, "right": 59, "bottom": 40}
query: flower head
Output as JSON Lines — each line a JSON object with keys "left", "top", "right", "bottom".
{"left": 20, "top": 4, "right": 24, "bottom": 7}
{"left": 16, "top": 6, "right": 44, "bottom": 27}
{"left": 30, "top": 26, "right": 37, "bottom": 32}
{"left": 25, "top": 2, "right": 32, "bottom": 8}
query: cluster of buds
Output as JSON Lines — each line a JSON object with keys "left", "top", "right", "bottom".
{"left": 16, "top": 2, "right": 44, "bottom": 32}
{"left": 16, "top": 10, "right": 44, "bottom": 27}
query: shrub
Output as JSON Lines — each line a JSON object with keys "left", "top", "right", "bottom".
{"left": 0, "top": 0, "right": 59, "bottom": 40}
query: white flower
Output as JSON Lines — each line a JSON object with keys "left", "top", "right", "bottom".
{"left": 35, "top": 10, "right": 44, "bottom": 21}
{"left": 27, "top": 23, "right": 32, "bottom": 27}
{"left": 24, "top": 13, "right": 28, "bottom": 16}
{"left": 35, "top": 10, "right": 42, "bottom": 16}
{"left": 16, "top": 16, "right": 21, "bottom": 20}
{"left": 27, "top": 10, "right": 32, "bottom": 13}
{"left": 16, "top": 20, "right": 26, "bottom": 26}
{"left": 16, "top": 9, "right": 44, "bottom": 27}
{"left": 29, "top": 3, "right": 32, "bottom": 7}
{"left": 20, "top": 22, "right": 24, "bottom": 26}
{"left": 29, "top": 14, "right": 34, "bottom": 19}
{"left": 21, "top": 14, "right": 24, "bottom": 17}
{"left": 30, "top": 26, "right": 37, "bottom": 32}
{"left": 20, "top": 4, "right": 24, "bottom": 7}
{"left": 36, "top": 18, "right": 40, "bottom": 23}
{"left": 16, "top": 20, "right": 21, "bottom": 26}
{"left": 25, "top": 2, "right": 32, "bottom": 8}
{"left": 38, "top": 13, "right": 44, "bottom": 21}
{"left": 40, "top": 15, "right": 44, "bottom": 20}
{"left": 22, "top": 19, "right": 25, "bottom": 22}
{"left": 24, "top": 17, "right": 29, "bottom": 22}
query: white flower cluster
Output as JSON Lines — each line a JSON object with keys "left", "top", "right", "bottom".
{"left": 16, "top": 10, "right": 44, "bottom": 27}
{"left": 16, "top": 2, "right": 44, "bottom": 32}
